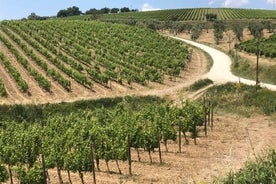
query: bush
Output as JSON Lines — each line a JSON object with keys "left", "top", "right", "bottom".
{"left": 222, "top": 149, "right": 276, "bottom": 184}
{"left": 190, "top": 78, "right": 213, "bottom": 91}
{"left": 0, "top": 164, "right": 8, "bottom": 183}
{"left": 16, "top": 163, "right": 44, "bottom": 184}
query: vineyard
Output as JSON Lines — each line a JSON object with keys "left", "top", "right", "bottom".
{"left": 0, "top": 99, "right": 209, "bottom": 183}
{"left": 236, "top": 34, "right": 276, "bottom": 58}
{"left": 0, "top": 20, "right": 189, "bottom": 102}
{"left": 100, "top": 8, "right": 276, "bottom": 21}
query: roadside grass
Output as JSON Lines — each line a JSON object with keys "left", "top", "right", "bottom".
{"left": 230, "top": 51, "right": 276, "bottom": 85}
{"left": 203, "top": 82, "right": 276, "bottom": 116}
{"left": 215, "top": 149, "right": 276, "bottom": 184}
{"left": 189, "top": 78, "right": 213, "bottom": 91}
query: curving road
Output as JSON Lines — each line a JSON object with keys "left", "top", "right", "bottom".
{"left": 172, "top": 36, "right": 276, "bottom": 91}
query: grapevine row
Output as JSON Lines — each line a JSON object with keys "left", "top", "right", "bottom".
{"left": 0, "top": 27, "right": 51, "bottom": 91}
{"left": 0, "top": 51, "right": 28, "bottom": 92}
{"left": 0, "top": 78, "right": 7, "bottom": 97}
{"left": 2, "top": 22, "right": 92, "bottom": 89}
{"left": 1, "top": 25, "right": 72, "bottom": 91}
{"left": 0, "top": 101, "right": 205, "bottom": 183}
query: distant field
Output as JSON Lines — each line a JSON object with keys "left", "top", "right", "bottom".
{"left": 91, "top": 8, "right": 276, "bottom": 21}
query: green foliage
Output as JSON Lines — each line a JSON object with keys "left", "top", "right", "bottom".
{"left": 0, "top": 50, "right": 28, "bottom": 92}
{"left": 57, "top": 6, "right": 82, "bottom": 17}
{"left": 232, "top": 23, "right": 243, "bottom": 41}
{"left": 16, "top": 163, "right": 44, "bottom": 184}
{"left": 206, "top": 13, "right": 217, "bottom": 21}
{"left": 206, "top": 83, "right": 276, "bottom": 116}
{"left": 0, "top": 164, "right": 8, "bottom": 182}
{"left": 248, "top": 21, "right": 264, "bottom": 39}
{"left": 0, "top": 79, "right": 7, "bottom": 97}
{"left": 213, "top": 20, "right": 226, "bottom": 44}
{"left": 244, "top": 89, "right": 276, "bottom": 115}
{"left": 189, "top": 79, "right": 213, "bottom": 91}
{"left": 236, "top": 34, "right": 276, "bottom": 58}
{"left": 191, "top": 24, "right": 202, "bottom": 41}
{"left": 230, "top": 50, "right": 276, "bottom": 85}
{"left": 222, "top": 149, "right": 276, "bottom": 184}
{"left": 0, "top": 97, "right": 204, "bottom": 182}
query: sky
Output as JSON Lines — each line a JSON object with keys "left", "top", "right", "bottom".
{"left": 0, "top": 0, "right": 275, "bottom": 20}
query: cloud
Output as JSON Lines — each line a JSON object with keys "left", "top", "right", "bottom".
{"left": 141, "top": 3, "right": 160, "bottom": 12}
{"left": 209, "top": 0, "right": 216, "bottom": 5}
{"left": 267, "top": 0, "right": 274, "bottom": 4}
{"left": 223, "top": 0, "right": 249, "bottom": 7}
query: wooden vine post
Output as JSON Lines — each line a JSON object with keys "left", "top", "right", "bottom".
{"left": 178, "top": 120, "right": 182, "bottom": 153}
{"left": 204, "top": 97, "right": 207, "bottom": 137}
{"left": 90, "top": 142, "right": 97, "bottom": 184}
{"left": 157, "top": 128, "right": 162, "bottom": 164}
{"left": 127, "top": 134, "right": 132, "bottom": 175}
{"left": 211, "top": 103, "right": 214, "bottom": 130}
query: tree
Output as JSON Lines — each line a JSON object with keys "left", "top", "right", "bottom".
{"left": 85, "top": 8, "right": 99, "bottom": 15}
{"left": 191, "top": 24, "right": 202, "bottom": 41}
{"left": 28, "top": 13, "right": 39, "bottom": 20}
{"left": 232, "top": 23, "right": 244, "bottom": 41}
{"left": 206, "top": 13, "right": 217, "bottom": 21}
{"left": 57, "top": 10, "right": 68, "bottom": 17}
{"left": 213, "top": 20, "right": 226, "bottom": 44}
{"left": 261, "top": 20, "right": 273, "bottom": 33}
{"left": 111, "top": 8, "right": 119, "bottom": 13}
{"left": 100, "top": 7, "right": 110, "bottom": 14}
{"left": 57, "top": 6, "right": 82, "bottom": 17}
{"left": 66, "top": 6, "right": 82, "bottom": 16}
{"left": 120, "top": 7, "right": 130, "bottom": 12}
{"left": 248, "top": 21, "right": 264, "bottom": 39}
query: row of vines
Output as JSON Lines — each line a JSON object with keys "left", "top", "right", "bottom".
{"left": 0, "top": 20, "right": 189, "bottom": 94}
{"left": 0, "top": 100, "right": 208, "bottom": 184}
{"left": 0, "top": 79, "right": 7, "bottom": 97}
{"left": 236, "top": 34, "right": 276, "bottom": 58}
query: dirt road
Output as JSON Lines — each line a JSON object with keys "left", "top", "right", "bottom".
{"left": 172, "top": 37, "right": 276, "bottom": 91}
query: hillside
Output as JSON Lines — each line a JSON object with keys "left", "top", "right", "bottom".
{"left": 98, "top": 8, "right": 276, "bottom": 21}
{"left": 0, "top": 20, "right": 209, "bottom": 104}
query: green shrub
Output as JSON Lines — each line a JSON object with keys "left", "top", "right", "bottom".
{"left": 0, "top": 164, "right": 8, "bottom": 183}
{"left": 222, "top": 149, "right": 276, "bottom": 184}
{"left": 190, "top": 78, "right": 213, "bottom": 91}
{"left": 16, "top": 163, "right": 43, "bottom": 184}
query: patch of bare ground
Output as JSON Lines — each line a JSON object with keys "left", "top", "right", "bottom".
{"left": 3, "top": 113, "right": 273, "bottom": 184}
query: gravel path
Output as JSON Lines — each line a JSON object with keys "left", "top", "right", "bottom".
{"left": 172, "top": 37, "right": 276, "bottom": 91}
